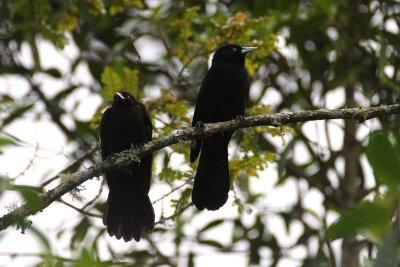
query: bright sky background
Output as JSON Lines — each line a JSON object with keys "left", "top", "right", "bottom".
{"left": 0, "top": 28, "right": 385, "bottom": 266}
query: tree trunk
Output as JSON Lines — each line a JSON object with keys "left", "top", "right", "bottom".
{"left": 341, "top": 84, "right": 362, "bottom": 267}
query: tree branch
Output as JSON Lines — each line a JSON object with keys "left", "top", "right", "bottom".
{"left": 0, "top": 104, "right": 399, "bottom": 232}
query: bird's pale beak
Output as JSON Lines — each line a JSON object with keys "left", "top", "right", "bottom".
{"left": 241, "top": 47, "right": 258, "bottom": 55}
{"left": 116, "top": 92, "right": 125, "bottom": 100}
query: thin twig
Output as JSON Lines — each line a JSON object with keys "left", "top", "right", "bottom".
{"left": 41, "top": 145, "right": 99, "bottom": 187}
{"left": 57, "top": 199, "right": 102, "bottom": 218}
{"left": 152, "top": 179, "right": 191, "bottom": 204}
{"left": 10, "top": 142, "right": 39, "bottom": 181}
{"left": 156, "top": 203, "right": 192, "bottom": 225}
{"left": 81, "top": 178, "right": 105, "bottom": 211}
{"left": 145, "top": 236, "right": 172, "bottom": 265}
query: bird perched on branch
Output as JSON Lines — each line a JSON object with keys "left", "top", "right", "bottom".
{"left": 100, "top": 91, "right": 154, "bottom": 242}
{"left": 190, "top": 44, "right": 257, "bottom": 211}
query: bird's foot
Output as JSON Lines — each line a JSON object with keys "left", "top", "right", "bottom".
{"left": 195, "top": 121, "right": 205, "bottom": 129}
{"left": 137, "top": 142, "right": 147, "bottom": 148}
{"left": 130, "top": 141, "right": 148, "bottom": 150}
{"left": 103, "top": 155, "right": 113, "bottom": 163}
{"left": 236, "top": 115, "right": 246, "bottom": 121}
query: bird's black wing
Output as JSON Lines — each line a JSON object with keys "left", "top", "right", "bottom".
{"left": 99, "top": 107, "right": 113, "bottom": 160}
{"left": 136, "top": 103, "right": 153, "bottom": 194}
{"left": 192, "top": 68, "right": 214, "bottom": 127}
{"left": 190, "top": 68, "right": 215, "bottom": 163}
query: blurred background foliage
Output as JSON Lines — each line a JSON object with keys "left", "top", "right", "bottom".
{"left": 0, "top": 0, "right": 400, "bottom": 266}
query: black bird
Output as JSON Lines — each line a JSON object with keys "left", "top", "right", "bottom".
{"left": 190, "top": 44, "right": 257, "bottom": 211}
{"left": 100, "top": 92, "right": 154, "bottom": 242}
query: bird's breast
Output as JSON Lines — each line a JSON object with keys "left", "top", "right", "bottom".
{"left": 106, "top": 107, "right": 149, "bottom": 151}
{"left": 199, "top": 67, "right": 248, "bottom": 122}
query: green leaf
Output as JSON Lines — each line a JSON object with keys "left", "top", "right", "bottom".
{"left": 198, "top": 239, "right": 225, "bottom": 249}
{"left": 366, "top": 132, "right": 400, "bottom": 189}
{"left": 34, "top": 254, "right": 65, "bottom": 267}
{"left": 71, "top": 217, "right": 90, "bottom": 250}
{"left": 101, "top": 66, "right": 122, "bottom": 100}
{"left": 20, "top": 187, "right": 44, "bottom": 211}
{"left": 44, "top": 68, "right": 62, "bottom": 78}
{"left": 198, "top": 219, "right": 225, "bottom": 233}
{"left": 75, "top": 248, "right": 96, "bottom": 267}
{"left": 374, "top": 230, "right": 400, "bottom": 267}
{"left": 52, "top": 87, "right": 78, "bottom": 102}
{"left": 327, "top": 200, "right": 390, "bottom": 243}
{"left": 29, "top": 225, "right": 51, "bottom": 251}
{"left": 109, "top": 0, "right": 144, "bottom": 15}
{"left": 122, "top": 67, "right": 139, "bottom": 98}
{"left": 0, "top": 132, "right": 22, "bottom": 148}
{"left": 86, "top": 0, "right": 105, "bottom": 15}
{"left": 1, "top": 104, "right": 34, "bottom": 129}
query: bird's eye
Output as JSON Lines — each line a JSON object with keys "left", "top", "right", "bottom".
{"left": 233, "top": 48, "right": 237, "bottom": 51}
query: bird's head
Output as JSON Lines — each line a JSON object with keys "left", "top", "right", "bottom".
{"left": 112, "top": 91, "right": 137, "bottom": 107}
{"left": 212, "top": 44, "right": 257, "bottom": 66}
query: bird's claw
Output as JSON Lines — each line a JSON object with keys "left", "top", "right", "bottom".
{"left": 236, "top": 115, "right": 245, "bottom": 121}
{"left": 195, "top": 121, "right": 205, "bottom": 129}
{"left": 137, "top": 142, "right": 146, "bottom": 148}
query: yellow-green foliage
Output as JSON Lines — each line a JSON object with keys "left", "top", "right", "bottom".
{"left": 147, "top": 90, "right": 191, "bottom": 137}
{"left": 101, "top": 66, "right": 139, "bottom": 100}
{"left": 57, "top": 6, "right": 79, "bottom": 33}
{"left": 247, "top": 104, "right": 273, "bottom": 116}
{"left": 109, "top": 0, "right": 144, "bottom": 15}
{"left": 166, "top": 8, "right": 277, "bottom": 75}
{"left": 11, "top": 0, "right": 69, "bottom": 47}
{"left": 231, "top": 151, "right": 276, "bottom": 179}
{"left": 86, "top": 0, "right": 106, "bottom": 15}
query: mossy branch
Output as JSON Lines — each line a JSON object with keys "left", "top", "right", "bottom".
{"left": 0, "top": 103, "right": 399, "bottom": 232}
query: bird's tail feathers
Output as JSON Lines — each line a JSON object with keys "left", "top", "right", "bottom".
{"left": 190, "top": 139, "right": 202, "bottom": 163}
{"left": 103, "top": 186, "right": 154, "bottom": 242}
{"left": 192, "top": 138, "right": 230, "bottom": 211}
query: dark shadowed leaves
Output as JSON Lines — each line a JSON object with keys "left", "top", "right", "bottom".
{"left": 198, "top": 239, "right": 225, "bottom": 249}
{"left": 366, "top": 131, "right": 400, "bottom": 189}
{"left": 327, "top": 200, "right": 390, "bottom": 243}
